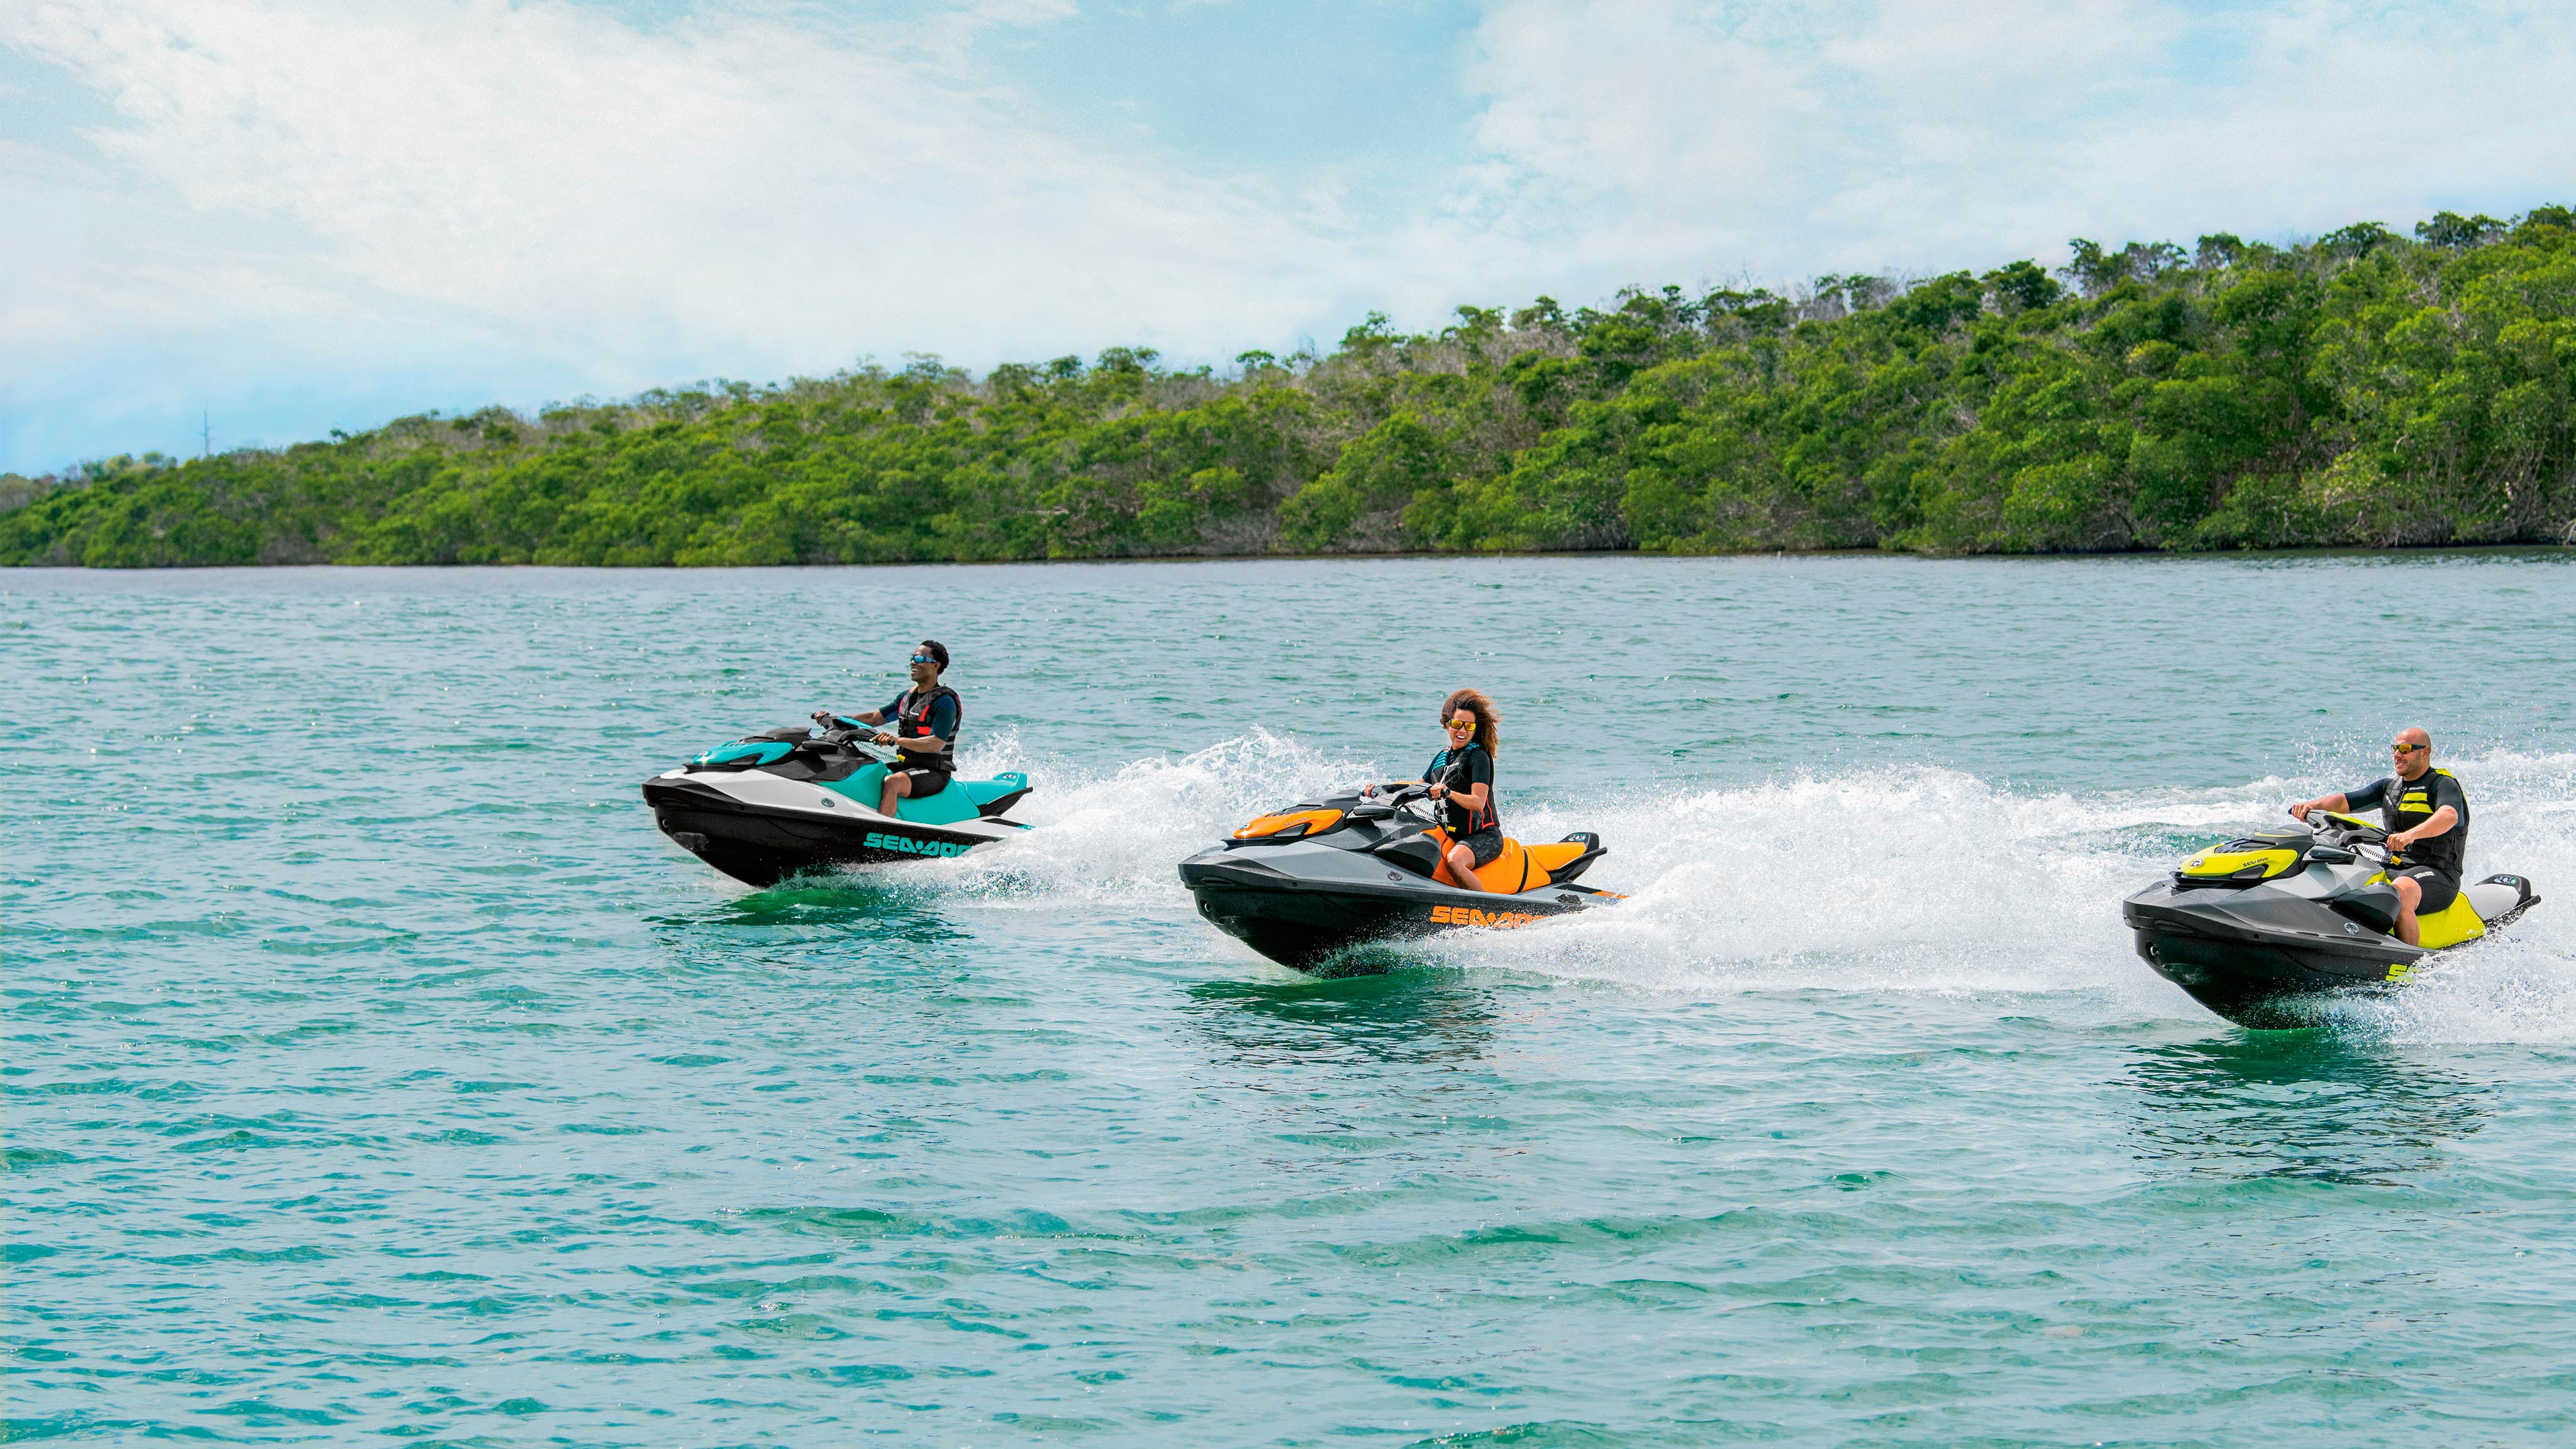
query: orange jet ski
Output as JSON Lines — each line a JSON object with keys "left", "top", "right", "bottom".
{"left": 1177, "top": 783, "right": 1621, "bottom": 970}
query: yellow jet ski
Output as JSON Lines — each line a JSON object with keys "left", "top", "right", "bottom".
{"left": 2123, "top": 811, "right": 2538, "bottom": 1028}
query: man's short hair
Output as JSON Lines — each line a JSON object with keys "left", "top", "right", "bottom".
{"left": 918, "top": 639, "right": 950, "bottom": 670}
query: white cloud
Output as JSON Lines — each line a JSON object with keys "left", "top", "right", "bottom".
{"left": 0, "top": 0, "right": 1440, "bottom": 469}
{"left": 2, "top": 0, "right": 1358, "bottom": 365}
{"left": 1, "top": 0, "right": 2569, "bottom": 470}
{"left": 1457, "top": 0, "right": 2576, "bottom": 280}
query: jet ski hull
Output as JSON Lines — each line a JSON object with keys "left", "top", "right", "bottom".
{"left": 1179, "top": 849, "right": 1609, "bottom": 972}
{"left": 2123, "top": 875, "right": 2539, "bottom": 1030}
{"left": 643, "top": 774, "right": 1004, "bottom": 887}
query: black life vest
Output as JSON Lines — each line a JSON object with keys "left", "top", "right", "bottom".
{"left": 1431, "top": 744, "right": 1497, "bottom": 837}
{"left": 2382, "top": 767, "right": 2468, "bottom": 878}
{"left": 893, "top": 686, "right": 960, "bottom": 772}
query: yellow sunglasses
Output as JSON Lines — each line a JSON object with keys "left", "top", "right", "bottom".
{"left": 1445, "top": 717, "right": 1477, "bottom": 733}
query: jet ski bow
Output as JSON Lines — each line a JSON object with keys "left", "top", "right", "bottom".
{"left": 2123, "top": 810, "right": 2538, "bottom": 1028}
{"left": 1179, "top": 784, "right": 1622, "bottom": 971}
{"left": 643, "top": 723, "right": 1030, "bottom": 887}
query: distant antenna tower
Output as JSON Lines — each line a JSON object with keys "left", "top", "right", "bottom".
{"left": 201, "top": 410, "right": 211, "bottom": 458}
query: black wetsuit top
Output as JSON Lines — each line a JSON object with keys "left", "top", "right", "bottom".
{"left": 881, "top": 687, "right": 961, "bottom": 774}
{"left": 1423, "top": 745, "right": 1497, "bottom": 838}
{"left": 2345, "top": 768, "right": 2468, "bottom": 879}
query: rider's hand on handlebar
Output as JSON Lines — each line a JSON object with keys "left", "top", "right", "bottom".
{"left": 1427, "top": 782, "right": 1446, "bottom": 799}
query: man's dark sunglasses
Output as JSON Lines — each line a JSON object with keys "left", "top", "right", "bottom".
{"left": 910, "top": 653, "right": 938, "bottom": 665}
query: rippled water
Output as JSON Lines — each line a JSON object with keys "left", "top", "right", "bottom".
{"left": 8, "top": 553, "right": 2576, "bottom": 1446}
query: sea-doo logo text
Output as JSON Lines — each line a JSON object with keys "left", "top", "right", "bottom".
{"left": 864, "top": 831, "right": 969, "bottom": 857}
{"left": 1430, "top": 906, "right": 1541, "bottom": 929}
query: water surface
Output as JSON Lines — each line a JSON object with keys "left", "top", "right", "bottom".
{"left": 7, "top": 553, "right": 2575, "bottom": 1445}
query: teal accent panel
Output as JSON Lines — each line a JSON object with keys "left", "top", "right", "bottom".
{"left": 958, "top": 772, "right": 1029, "bottom": 807}
{"left": 695, "top": 740, "right": 791, "bottom": 767}
{"left": 823, "top": 762, "right": 889, "bottom": 806}
{"left": 819, "top": 764, "right": 987, "bottom": 826}
{"left": 896, "top": 783, "right": 980, "bottom": 826}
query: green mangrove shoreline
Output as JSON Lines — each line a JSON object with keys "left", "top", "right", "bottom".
{"left": 8, "top": 208, "right": 2572, "bottom": 568}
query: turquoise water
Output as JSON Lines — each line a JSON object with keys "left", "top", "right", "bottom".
{"left": 7, "top": 553, "right": 2576, "bottom": 1446}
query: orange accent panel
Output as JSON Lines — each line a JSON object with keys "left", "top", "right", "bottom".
{"left": 1524, "top": 841, "right": 1586, "bottom": 872}
{"left": 1473, "top": 838, "right": 1552, "bottom": 894}
{"left": 1430, "top": 829, "right": 1558, "bottom": 894}
{"left": 1233, "top": 808, "right": 1343, "bottom": 840}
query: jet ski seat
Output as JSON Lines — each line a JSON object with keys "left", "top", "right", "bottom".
{"left": 1432, "top": 831, "right": 1606, "bottom": 894}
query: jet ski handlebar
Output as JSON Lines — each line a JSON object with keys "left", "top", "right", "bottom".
{"left": 807, "top": 723, "right": 906, "bottom": 760}
{"left": 1350, "top": 782, "right": 1433, "bottom": 819}
{"left": 2284, "top": 808, "right": 2399, "bottom": 863}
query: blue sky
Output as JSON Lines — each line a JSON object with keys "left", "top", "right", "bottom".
{"left": 3, "top": 0, "right": 2570, "bottom": 475}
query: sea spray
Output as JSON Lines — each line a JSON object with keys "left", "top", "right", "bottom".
{"left": 922, "top": 736, "right": 2576, "bottom": 1038}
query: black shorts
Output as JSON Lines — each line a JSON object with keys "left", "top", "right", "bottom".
{"left": 1455, "top": 828, "right": 1503, "bottom": 867}
{"left": 895, "top": 767, "right": 950, "bottom": 798}
{"left": 2396, "top": 866, "right": 2458, "bottom": 914}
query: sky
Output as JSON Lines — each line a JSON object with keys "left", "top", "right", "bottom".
{"left": 3, "top": 0, "right": 2570, "bottom": 475}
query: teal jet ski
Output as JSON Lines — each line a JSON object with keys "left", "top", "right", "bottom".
{"left": 643, "top": 723, "right": 1031, "bottom": 886}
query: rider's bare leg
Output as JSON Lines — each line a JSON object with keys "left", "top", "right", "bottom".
{"left": 880, "top": 769, "right": 915, "bottom": 818}
{"left": 2392, "top": 874, "right": 2423, "bottom": 947}
{"left": 1446, "top": 842, "right": 1485, "bottom": 892}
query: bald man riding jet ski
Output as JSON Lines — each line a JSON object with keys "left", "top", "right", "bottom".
{"left": 2120, "top": 728, "right": 2538, "bottom": 1028}
{"left": 2289, "top": 727, "right": 2467, "bottom": 947}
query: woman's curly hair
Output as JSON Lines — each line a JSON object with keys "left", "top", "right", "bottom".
{"left": 1440, "top": 688, "right": 1501, "bottom": 755}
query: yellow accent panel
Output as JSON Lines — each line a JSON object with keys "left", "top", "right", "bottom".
{"left": 2414, "top": 893, "right": 2485, "bottom": 950}
{"left": 2180, "top": 847, "right": 2298, "bottom": 880}
{"left": 1234, "top": 808, "right": 1342, "bottom": 840}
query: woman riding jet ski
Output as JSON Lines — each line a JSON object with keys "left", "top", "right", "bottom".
{"left": 2122, "top": 811, "right": 2539, "bottom": 1030}
{"left": 1177, "top": 690, "right": 1621, "bottom": 970}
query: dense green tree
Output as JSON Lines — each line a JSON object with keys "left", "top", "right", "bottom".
{"left": 7, "top": 207, "right": 2570, "bottom": 567}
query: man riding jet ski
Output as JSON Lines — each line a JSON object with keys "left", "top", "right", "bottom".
{"left": 2123, "top": 736, "right": 2538, "bottom": 1028}
{"left": 641, "top": 640, "right": 1031, "bottom": 886}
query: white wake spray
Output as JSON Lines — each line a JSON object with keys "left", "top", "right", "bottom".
{"left": 919, "top": 735, "right": 2576, "bottom": 1040}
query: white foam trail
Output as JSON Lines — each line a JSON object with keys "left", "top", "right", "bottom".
{"left": 925, "top": 729, "right": 1377, "bottom": 907}
{"left": 923, "top": 736, "right": 2576, "bottom": 1041}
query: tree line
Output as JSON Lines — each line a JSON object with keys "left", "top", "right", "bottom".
{"left": 6, "top": 206, "right": 2571, "bottom": 567}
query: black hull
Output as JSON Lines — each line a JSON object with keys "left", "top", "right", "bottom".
{"left": 2123, "top": 885, "right": 2421, "bottom": 1030}
{"left": 1181, "top": 860, "right": 1592, "bottom": 973}
{"left": 2128, "top": 927, "right": 2416, "bottom": 1030}
{"left": 643, "top": 777, "right": 989, "bottom": 888}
